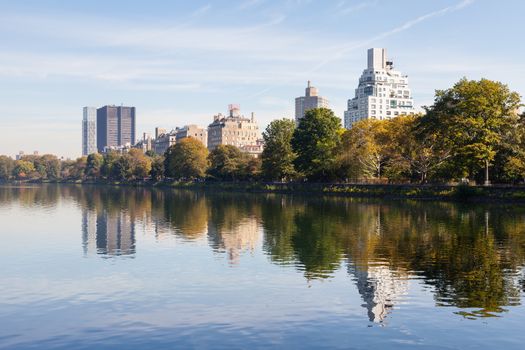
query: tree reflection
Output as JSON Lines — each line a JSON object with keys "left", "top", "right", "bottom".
{"left": 162, "top": 190, "right": 208, "bottom": 239}
{"left": 2, "top": 185, "right": 525, "bottom": 319}
{"left": 207, "top": 193, "right": 262, "bottom": 264}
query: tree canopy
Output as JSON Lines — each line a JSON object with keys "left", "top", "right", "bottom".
{"left": 292, "top": 108, "right": 342, "bottom": 181}
{"left": 261, "top": 118, "right": 297, "bottom": 181}
{"left": 164, "top": 138, "right": 208, "bottom": 180}
{"left": 420, "top": 78, "right": 522, "bottom": 184}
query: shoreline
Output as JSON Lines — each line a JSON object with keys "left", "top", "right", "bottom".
{"left": 3, "top": 179, "right": 525, "bottom": 203}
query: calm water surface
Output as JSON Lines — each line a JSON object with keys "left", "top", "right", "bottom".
{"left": 1, "top": 185, "right": 525, "bottom": 349}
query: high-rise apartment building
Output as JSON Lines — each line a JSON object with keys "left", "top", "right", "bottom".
{"left": 344, "top": 48, "right": 415, "bottom": 128}
{"left": 96, "top": 105, "right": 136, "bottom": 153}
{"left": 82, "top": 107, "right": 97, "bottom": 155}
{"left": 207, "top": 104, "right": 261, "bottom": 151}
{"left": 295, "top": 81, "right": 329, "bottom": 124}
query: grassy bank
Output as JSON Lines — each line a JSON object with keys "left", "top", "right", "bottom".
{"left": 5, "top": 179, "right": 525, "bottom": 202}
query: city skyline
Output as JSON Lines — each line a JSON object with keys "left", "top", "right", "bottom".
{"left": 1, "top": 0, "right": 524, "bottom": 158}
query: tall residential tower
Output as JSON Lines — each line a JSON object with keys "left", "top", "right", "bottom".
{"left": 295, "top": 81, "right": 329, "bottom": 124}
{"left": 344, "top": 48, "right": 415, "bottom": 128}
{"left": 82, "top": 107, "right": 97, "bottom": 156}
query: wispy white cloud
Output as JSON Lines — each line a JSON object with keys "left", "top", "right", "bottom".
{"left": 247, "top": 0, "right": 476, "bottom": 102}
{"left": 238, "top": 0, "right": 266, "bottom": 10}
{"left": 310, "top": 0, "right": 476, "bottom": 72}
{"left": 335, "top": 1, "right": 377, "bottom": 15}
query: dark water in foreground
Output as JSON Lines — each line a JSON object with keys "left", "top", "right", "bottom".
{"left": 1, "top": 185, "right": 525, "bottom": 349}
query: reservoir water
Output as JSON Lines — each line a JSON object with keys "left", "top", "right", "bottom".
{"left": 0, "top": 185, "right": 524, "bottom": 349}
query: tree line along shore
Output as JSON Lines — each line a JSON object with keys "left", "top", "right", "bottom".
{"left": 1, "top": 78, "right": 525, "bottom": 200}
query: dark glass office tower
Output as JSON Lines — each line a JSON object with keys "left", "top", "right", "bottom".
{"left": 96, "top": 105, "right": 136, "bottom": 152}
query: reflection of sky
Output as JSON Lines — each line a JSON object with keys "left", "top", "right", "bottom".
{"left": 1, "top": 193, "right": 525, "bottom": 349}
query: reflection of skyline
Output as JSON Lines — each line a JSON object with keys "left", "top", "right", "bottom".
{"left": 208, "top": 216, "right": 260, "bottom": 264}
{"left": 65, "top": 185, "right": 525, "bottom": 319}
{"left": 82, "top": 209, "right": 135, "bottom": 256}
{"left": 348, "top": 262, "right": 408, "bottom": 323}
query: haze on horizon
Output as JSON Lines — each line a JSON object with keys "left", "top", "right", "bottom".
{"left": 0, "top": 0, "right": 523, "bottom": 159}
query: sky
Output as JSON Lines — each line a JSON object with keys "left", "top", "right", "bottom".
{"left": 0, "top": 0, "right": 524, "bottom": 159}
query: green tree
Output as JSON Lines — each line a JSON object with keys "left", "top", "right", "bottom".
{"left": 164, "top": 138, "right": 208, "bottom": 180}
{"left": 244, "top": 156, "right": 262, "bottom": 180}
{"left": 0, "top": 155, "right": 15, "bottom": 181}
{"left": 110, "top": 154, "right": 133, "bottom": 181}
{"left": 150, "top": 155, "right": 165, "bottom": 181}
{"left": 261, "top": 118, "right": 296, "bottom": 181}
{"left": 291, "top": 108, "right": 342, "bottom": 181}
{"left": 145, "top": 150, "right": 156, "bottom": 158}
{"left": 207, "top": 145, "right": 254, "bottom": 181}
{"left": 101, "top": 151, "right": 120, "bottom": 178}
{"left": 86, "top": 153, "right": 104, "bottom": 178}
{"left": 420, "top": 78, "right": 522, "bottom": 184}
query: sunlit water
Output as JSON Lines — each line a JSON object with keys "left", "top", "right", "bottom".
{"left": 1, "top": 185, "right": 525, "bottom": 349}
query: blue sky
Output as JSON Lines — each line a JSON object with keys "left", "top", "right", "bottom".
{"left": 0, "top": 0, "right": 524, "bottom": 158}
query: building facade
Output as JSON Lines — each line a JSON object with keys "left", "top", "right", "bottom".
{"left": 153, "top": 130, "right": 176, "bottom": 155}
{"left": 207, "top": 104, "right": 261, "bottom": 152}
{"left": 344, "top": 48, "right": 415, "bottom": 129}
{"left": 175, "top": 124, "right": 208, "bottom": 146}
{"left": 295, "top": 81, "right": 329, "bottom": 124}
{"left": 96, "top": 105, "right": 136, "bottom": 153}
{"left": 134, "top": 133, "right": 152, "bottom": 153}
{"left": 82, "top": 107, "right": 97, "bottom": 156}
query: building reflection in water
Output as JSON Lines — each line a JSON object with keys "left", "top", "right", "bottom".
{"left": 208, "top": 217, "right": 260, "bottom": 264}
{"left": 82, "top": 209, "right": 136, "bottom": 256}
{"left": 348, "top": 263, "right": 408, "bottom": 323}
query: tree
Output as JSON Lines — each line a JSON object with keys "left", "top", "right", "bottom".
{"left": 86, "top": 153, "right": 104, "bottom": 178}
{"left": 61, "top": 157, "right": 86, "bottom": 180}
{"left": 392, "top": 115, "right": 451, "bottom": 183}
{"left": 101, "top": 151, "right": 120, "bottom": 179}
{"left": 127, "top": 149, "right": 152, "bottom": 179}
{"left": 110, "top": 155, "right": 133, "bottom": 181}
{"left": 164, "top": 138, "right": 208, "bottom": 180}
{"left": 244, "top": 156, "right": 262, "bottom": 180}
{"left": 207, "top": 145, "right": 254, "bottom": 181}
{"left": 145, "top": 150, "right": 156, "bottom": 158}
{"left": 261, "top": 118, "right": 297, "bottom": 181}
{"left": 0, "top": 155, "right": 14, "bottom": 181}
{"left": 339, "top": 119, "right": 391, "bottom": 180}
{"left": 291, "top": 108, "right": 342, "bottom": 181}
{"left": 40, "top": 154, "right": 61, "bottom": 180}
{"left": 420, "top": 78, "right": 522, "bottom": 185}
{"left": 150, "top": 155, "right": 165, "bottom": 181}
{"left": 12, "top": 160, "right": 35, "bottom": 179}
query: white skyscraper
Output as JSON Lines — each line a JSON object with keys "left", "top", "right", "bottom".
{"left": 82, "top": 106, "right": 97, "bottom": 155}
{"left": 295, "top": 81, "right": 329, "bottom": 124}
{"left": 344, "top": 48, "right": 415, "bottom": 128}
